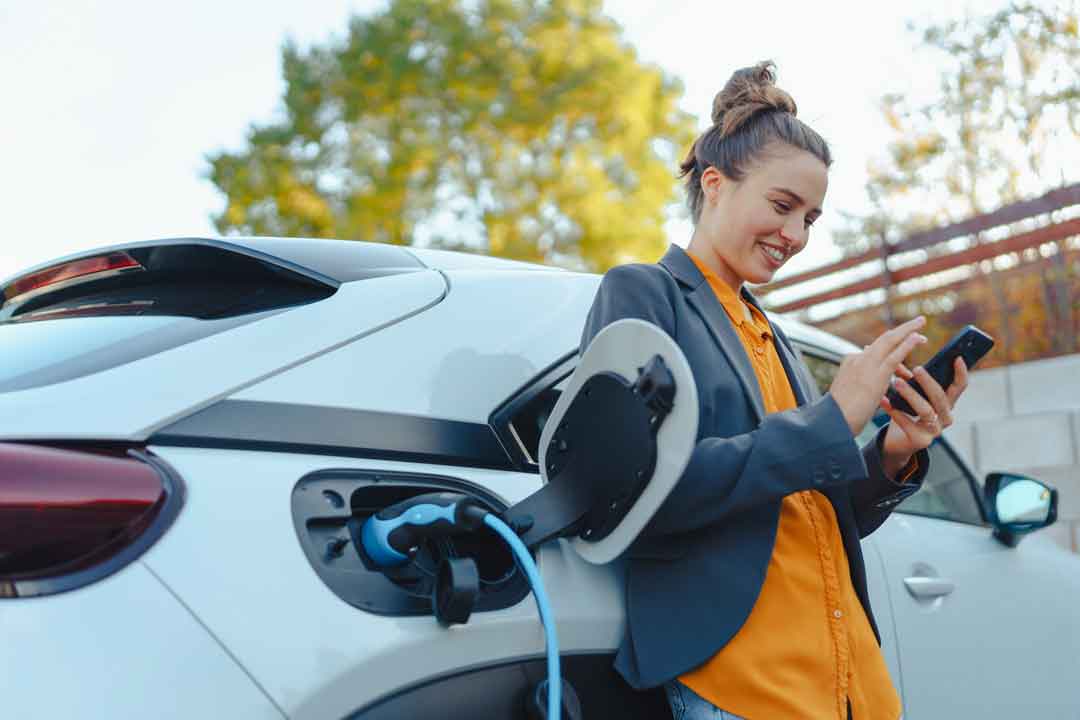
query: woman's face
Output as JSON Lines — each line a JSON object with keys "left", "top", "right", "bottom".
{"left": 694, "top": 143, "right": 828, "bottom": 288}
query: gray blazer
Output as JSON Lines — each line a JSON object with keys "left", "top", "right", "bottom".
{"left": 580, "top": 244, "right": 927, "bottom": 690}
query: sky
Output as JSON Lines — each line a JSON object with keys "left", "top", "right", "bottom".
{"left": 1, "top": 0, "right": 999, "bottom": 281}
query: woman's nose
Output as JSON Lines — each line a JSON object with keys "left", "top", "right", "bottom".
{"left": 779, "top": 223, "right": 807, "bottom": 250}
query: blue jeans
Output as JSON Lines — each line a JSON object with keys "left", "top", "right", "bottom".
{"left": 664, "top": 683, "right": 901, "bottom": 720}
{"left": 663, "top": 681, "right": 746, "bottom": 720}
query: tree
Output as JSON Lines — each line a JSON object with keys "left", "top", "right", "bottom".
{"left": 207, "top": 0, "right": 695, "bottom": 271}
{"left": 824, "top": 1, "right": 1079, "bottom": 365}
{"left": 834, "top": 1, "right": 1079, "bottom": 256}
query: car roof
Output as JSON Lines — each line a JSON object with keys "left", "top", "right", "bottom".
{"left": 0, "top": 236, "right": 563, "bottom": 292}
{"left": 4, "top": 234, "right": 857, "bottom": 365}
{"left": 768, "top": 312, "right": 860, "bottom": 357}
{"left": 217, "top": 237, "right": 563, "bottom": 274}
{"left": 178, "top": 239, "right": 857, "bottom": 354}
{"left": 405, "top": 247, "right": 565, "bottom": 272}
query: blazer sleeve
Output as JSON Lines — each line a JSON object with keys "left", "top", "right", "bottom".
{"left": 851, "top": 425, "right": 928, "bottom": 537}
{"left": 789, "top": 334, "right": 930, "bottom": 539}
{"left": 581, "top": 265, "right": 870, "bottom": 539}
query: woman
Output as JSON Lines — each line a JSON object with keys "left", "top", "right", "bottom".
{"left": 579, "top": 62, "right": 968, "bottom": 720}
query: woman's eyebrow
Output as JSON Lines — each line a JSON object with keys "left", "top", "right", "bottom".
{"left": 770, "top": 187, "right": 822, "bottom": 215}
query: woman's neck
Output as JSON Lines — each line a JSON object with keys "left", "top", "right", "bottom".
{"left": 686, "top": 232, "right": 743, "bottom": 292}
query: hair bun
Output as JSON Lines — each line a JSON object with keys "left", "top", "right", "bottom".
{"left": 711, "top": 60, "right": 797, "bottom": 137}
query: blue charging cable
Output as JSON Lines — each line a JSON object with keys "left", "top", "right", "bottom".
{"left": 483, "top": 513, "right": 561, "bottom": 720}
{"left": 361, "top": 493, "right": 561, "bottom": 720}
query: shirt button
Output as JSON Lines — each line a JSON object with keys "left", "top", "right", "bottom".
{"left": 834, "top": 609, "right": 843, "bottom": 619}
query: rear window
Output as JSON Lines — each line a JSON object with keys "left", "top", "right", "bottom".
{"left": 0, "top": 311, "right": 286, "bottom": 393}
{"left": 0, "top": 243, "right": 338, "bottom": 392}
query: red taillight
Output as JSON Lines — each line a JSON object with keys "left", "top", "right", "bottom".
{"left": 0, "top": 443, "right": 182, "bottom": 598}
{"left": 2, "top": 251, "right": 142, "bottom": 304}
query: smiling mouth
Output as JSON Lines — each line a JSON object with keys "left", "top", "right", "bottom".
{"left": 759, "top": 242, "right": 787, "bottom": 264}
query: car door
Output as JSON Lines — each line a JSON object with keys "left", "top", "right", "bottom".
{"left": 800, "top": 347, "right": 1080, "bottom": 719}
{"left": 870, "top": 443, "right": 1080, "bottom": 719}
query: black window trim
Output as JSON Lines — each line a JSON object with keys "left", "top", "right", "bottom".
{"left": 488, "top": 349, "right": 577, "bottom": 473}
{"left": 151, "top": 399, "right": 515, "bottom": 471}
{"left": 793, "top": 340, "right": 990, "bottom": 527}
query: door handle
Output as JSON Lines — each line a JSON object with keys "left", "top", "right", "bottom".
{"left": 903, "top": 576, "right": 956, "bottom": 599}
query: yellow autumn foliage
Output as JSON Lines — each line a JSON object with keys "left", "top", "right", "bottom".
{"left": 207, "top": 0, "right": 695, "bottom": 271}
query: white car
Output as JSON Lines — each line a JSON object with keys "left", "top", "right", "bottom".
{"left": 2, "top": 237, "right": 1077, "bottom": 719}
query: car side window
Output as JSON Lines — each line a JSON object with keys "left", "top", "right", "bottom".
{"left": 800, "top": 350, "right": 841, "bottom": 399}
{"left": 799, "top": 349, "right": 985, "bottom": 526}
{"left": 894, "top": 441, "right": 984, "bottom": 524}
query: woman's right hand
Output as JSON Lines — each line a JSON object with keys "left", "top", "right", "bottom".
{"left": 829, "top": 316, "right": 928, "bottom": 435}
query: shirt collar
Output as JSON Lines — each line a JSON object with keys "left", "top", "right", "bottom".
{"left": 686, "top": 251, "right": 772, "bottom": 338}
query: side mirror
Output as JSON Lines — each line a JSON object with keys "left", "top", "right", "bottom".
{"left": 984, "top": 473, "right": 1058, "bottom": 547}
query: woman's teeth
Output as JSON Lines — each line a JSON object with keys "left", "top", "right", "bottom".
{"left": 762, "top": 245, "right": 785, "bottom": 262}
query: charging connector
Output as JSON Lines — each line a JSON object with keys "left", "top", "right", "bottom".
{"left": 361, "top": 492, "right": 562, "bottom": 720}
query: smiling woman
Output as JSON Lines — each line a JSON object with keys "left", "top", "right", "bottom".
{"left": 680, "top": 61, "right": 830, "bottom": 289}
{"left": 578, "top": 59, "right": 973, "bottom": 720}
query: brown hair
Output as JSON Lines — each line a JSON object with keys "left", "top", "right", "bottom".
{"left": 679, "top": 61, "right": 832, "bottom": 223}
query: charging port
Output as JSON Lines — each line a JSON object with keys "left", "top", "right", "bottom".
{"left": 291, "top": 469, "right": 530, "bottom": 616}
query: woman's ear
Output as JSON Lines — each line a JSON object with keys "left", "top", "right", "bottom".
{"left": 699, "top": 166, "right": 727, "bottom": 206}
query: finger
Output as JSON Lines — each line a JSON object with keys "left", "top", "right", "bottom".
{"left": 890, "top": 375, "right": 935, "bottom": 419}
{"left": 883, "top": 331, "right": 928, "bottom": 371}
{"left": 946, "top": 357, "right": 969, "bottom": 404}
{"left": 885, "top": 404, "right": 930, "bottom": 443}
{"left": 895, "top": 363, "right": 914, "bottom": 381}
{"left": 869, "top": 316, "right": 927, "bottom": 359}
{"left": 913, "top": 366, "right": 953, "bottom": 426}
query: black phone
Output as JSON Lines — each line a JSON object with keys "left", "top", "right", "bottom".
{"left": 885, "top": 324, "right": 994, "bottom": 415}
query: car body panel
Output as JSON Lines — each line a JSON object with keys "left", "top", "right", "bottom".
{"left": 140, "top": 444, "right": 624, "bottom": 720}
{"left": 5, "top": 238, "right": 1080, "bottom": 720}
{"left": 405, "top": 246, "right": 565, "bottom": 272}
{"left": 873, "top": 514, "right": 1080, "bottom": 718}
{"left": 0, "top": 270, "right": 446, "bottom": 439}
{"left": 769, "top": 312, "right": 860, "bottom": 356}
{"left": 860, "top": 535, "right": 906, "bottom": 700}
{"left": 231, "top": 271, "right": 601, "bottom": 423}
{"left": 0, "top": 559, "right": 283, "bottom": 719}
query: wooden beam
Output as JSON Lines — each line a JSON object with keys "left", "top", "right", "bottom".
{"left": 890, "top": 217, "right": 1080, "bottom": 283}
{"left": 892, "top": 183, "right": 1080, "bottom": 254}
{"left": 757, "top": 182, "right": 1080, "bottom": 295}
{"left": 769, "top": 275, "right": 886, "bottom": 313}
{"left": 758, "top": 248, "right": 878, "bottom": 293}
{"left": 814, "top": 248, "right": 1077, "bottom": 321}
{"left": 768, "top": 218, "right": 1080, "bottom": 314}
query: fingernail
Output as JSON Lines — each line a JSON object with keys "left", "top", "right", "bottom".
{"left": 916, "top": 334, "right": 927, "bottom": 343}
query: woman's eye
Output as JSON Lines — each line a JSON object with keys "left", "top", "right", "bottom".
{"left": 772, "top": 201, "right": 790, "bottom": 213}
{"left": 805, "top": 217, "right": 816, "bottom": 228}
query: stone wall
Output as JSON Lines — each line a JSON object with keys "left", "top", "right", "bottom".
{"left": 943, "top": 354, "right": 1080, "bottom": 552}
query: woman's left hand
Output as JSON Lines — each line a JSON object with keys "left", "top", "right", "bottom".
{"left": 880, "top": 357, "right": 970, "bottom": 478}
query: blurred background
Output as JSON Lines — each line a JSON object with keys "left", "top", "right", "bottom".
{"left": 3, "top": 0, "right": 1079, "bottom": 547}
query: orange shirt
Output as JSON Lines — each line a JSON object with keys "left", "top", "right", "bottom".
{"left": 679, "top": 252, "right": 902, "bottom": 720}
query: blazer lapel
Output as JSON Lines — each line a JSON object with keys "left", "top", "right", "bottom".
{"left": 659, "top": 246, "right": 855, "bottom": 521}
{"left": 660, "top": 246, "right": 766, "bottom": 424}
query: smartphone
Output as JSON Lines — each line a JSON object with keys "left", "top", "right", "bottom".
{"left": 885, "top": 324, "right": 994, "bottom": 415}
